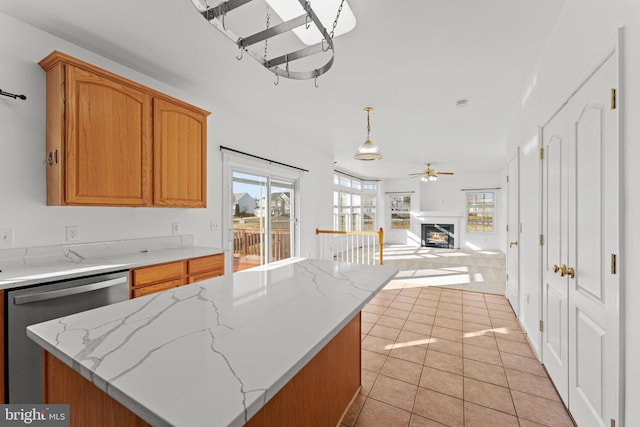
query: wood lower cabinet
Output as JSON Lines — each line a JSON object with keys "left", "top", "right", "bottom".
{"left": 187, "top": 254, "right": 224, "bottom": 283}
{"left": 39, "top": 51, "right": 209, "bottom": 208}
{"left": 130, "top": 254, "right": 224, "bottom": 298}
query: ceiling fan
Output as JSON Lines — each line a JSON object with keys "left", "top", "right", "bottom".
{"left": 409, "top": 163, "right": 454, "bottom": 182}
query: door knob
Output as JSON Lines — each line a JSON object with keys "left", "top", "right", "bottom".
{"left": 553, "top": 264, "right": 560, "bottom": 273}
{"left": 559, "top": 264, "right": 568, "bottom": 277}
{"left": 510, "top": 241, "right": 518, "bottom": 248}
{"left": 566, "top": 267, "right": 575, "bottom": 279}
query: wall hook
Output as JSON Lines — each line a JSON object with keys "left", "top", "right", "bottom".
{"left": 0, "top": 89, "right": 26, "bottom": 100}
{"left": 236, "top": 46, "right": 243, "bottom": 60}
{"left": 274, "top": 73, "right": 279, "bottom": 86}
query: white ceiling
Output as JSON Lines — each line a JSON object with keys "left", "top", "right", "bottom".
{"left": 0, "top": 0, "right": 566, "bottom": 179}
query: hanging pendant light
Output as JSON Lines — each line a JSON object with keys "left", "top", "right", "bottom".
{"left": 354, "top": 107, "right": 383, "bottom": 161}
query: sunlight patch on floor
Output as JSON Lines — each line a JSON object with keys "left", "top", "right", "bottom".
{"left": 387, "top": 273, "right": 472, "bottom": 288}
{"left": 384, "top": 337, "right": 436, "bottom": 350}
{"left": 463, "top": 327, "right": 510, "bottom": 338}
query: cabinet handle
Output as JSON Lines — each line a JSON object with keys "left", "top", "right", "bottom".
{"left": 509, "top": 241, "right": 518, "bottom": 248}
{"left": 47, "top": 149, "right": 58, "bottom": 165}
{"left": 553, "top": 264, "right": 560, "bottom": 273}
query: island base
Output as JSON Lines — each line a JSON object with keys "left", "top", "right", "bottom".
{"left": 43, "top": 312, "right": 362, "bottom": 426}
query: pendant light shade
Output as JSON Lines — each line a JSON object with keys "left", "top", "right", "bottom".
{"left": 354, "top": 107, "right": 383, "bottom": 161}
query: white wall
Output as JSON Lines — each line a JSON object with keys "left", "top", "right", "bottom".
{"left": 382, "top": 173, "right": 505, "bottom": 250}
{"left": 505, "top": 0, "right": 639, "bottom": 423}
{"left": 0, "top": 13, "right": 333, "bottom": 258}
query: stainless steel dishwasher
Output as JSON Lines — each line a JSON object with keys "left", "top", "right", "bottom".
{"left": 5, "top": 270, "right": 130, "bottom": 403}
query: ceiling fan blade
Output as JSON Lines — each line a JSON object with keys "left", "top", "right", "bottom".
{"left": 408, "top": 173, "right": 424, "bottom": 176}
{"left": 437, "top": 172, "right": 454, "bottom": 175}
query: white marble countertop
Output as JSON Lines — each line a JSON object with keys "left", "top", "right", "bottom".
{"left": 27, "top": 258, "right": 398, "bottom": 427}
{"left": 0, "top": 235, "right": 223, "bottom": 290}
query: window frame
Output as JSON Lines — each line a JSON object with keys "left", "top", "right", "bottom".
{"left": 465, "top": 191, "right": 496, "bottom": 233}
{"left": 389, "top": 194, "right": 411, "bottom": 230}
{"left": 333, "top": 172, "right": 378, "bottom": 232}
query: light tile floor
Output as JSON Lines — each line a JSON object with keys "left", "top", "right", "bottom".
{"left": 342, "top": 286, "right": 575, "bottom": 427}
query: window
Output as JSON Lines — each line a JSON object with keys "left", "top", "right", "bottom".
{"left": 232, "top": 171, "right": 297, "bottom": 271}
{"left": 362, "top": 194, "right": 376, "bottom": 231}
{"left": 333, "top": 172, "right": 377, "bottom": 231}
{"left": 466, "top": 191, "right": 495, "bottom": 232}
{"left": 390, "top": 195, "right": 411, "bottom": 229}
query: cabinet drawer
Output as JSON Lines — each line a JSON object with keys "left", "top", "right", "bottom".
{"left": 188, "top": 271, "right": 222, "bottom": 284}
{"left": 132, "top": 279, "right": 183, "bottom": 298}
{"left": 188, "top": 254, "right": 224, "bottom": 276}
{"left": 132, "top": 261, "right": 186, "bottom": 287}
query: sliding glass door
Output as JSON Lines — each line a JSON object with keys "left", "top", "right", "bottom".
{"left": 232, "top": 171, "right": 295, "bottom": 272}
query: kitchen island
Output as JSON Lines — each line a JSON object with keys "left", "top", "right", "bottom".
{"left": 27, "top": 258, "right": 398, "bottom": 426}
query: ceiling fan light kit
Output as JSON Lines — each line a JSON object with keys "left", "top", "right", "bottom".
{"left": 354, "top": 107, "right": 383, "bottom": 161}
{"left": 410, "top": 163, "right": 454, "bottom": 182}
{"left": 190, "top": 0, "right": 350, "bottom": 85}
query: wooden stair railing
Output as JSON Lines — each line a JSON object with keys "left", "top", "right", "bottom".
{"left": 315, "top": 228, "right": 384, "bottom": 266}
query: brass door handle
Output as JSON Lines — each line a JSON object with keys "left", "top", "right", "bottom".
{"left": 510, "top": 241, "right": 518, "bottom": 248}
{"left": 553, "top": 264, "right": 560, "bottom": 273}
{"left": 559, "top": 264, "right": 568, "bottom": 277}
{"left": 566, "top": 267, "right": 575, "bottom": 279}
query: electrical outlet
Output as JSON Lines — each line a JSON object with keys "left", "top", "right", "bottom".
{"left": 66, "top": 225, "right": 79, "bottom": 242}
{"left": 172, "top": 222, "right": 180, "bottom": 234}
{"left": 209, "top": 221, "right": 219, "bottom": 231}
{"left": 0, "top": 227, "right": 15, "bottom": 247}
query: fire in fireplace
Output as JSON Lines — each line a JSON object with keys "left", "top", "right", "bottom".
{"left": 421, "top": 224, "right": 455, "bottom": 249}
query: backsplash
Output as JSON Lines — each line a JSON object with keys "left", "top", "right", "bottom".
{"left": 0, "top": 235, "right": 195, "bottom": 268}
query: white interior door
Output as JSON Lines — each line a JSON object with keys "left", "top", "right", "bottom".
{"left": 566, "top": 50, "right": 619, "bottom": 427}
{"left": 506, "top": 151, "right": 520, "bottom": 314}
{"left": 541, "top": 47, "right": 620, "bottom": 426}
{"left": 542, "top": 107, "right": 570, "bottom": 404}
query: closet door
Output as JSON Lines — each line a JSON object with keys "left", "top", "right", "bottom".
{"left": 541, "top": 47, "right": 620, "bottom": 427}
{"left": 541, "top": 107, "right": 570, "bottom": 404}
{"left": 506, "top": 151, "right": 520, "bottom": 314}
{"left": 566, "top": 51, "right": 620, "bottom": 427}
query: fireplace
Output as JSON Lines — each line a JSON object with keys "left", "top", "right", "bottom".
{"left": 421, "top": 224, "right": 455, "bottom": 249}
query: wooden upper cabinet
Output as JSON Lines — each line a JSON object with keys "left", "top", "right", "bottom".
{"left": 39, "top": 51, "right": 209, "bottom": 207}
{"left": 153, "top": 98, "right": 206, "bottom": 207}
{"left": 66, "top": 65, "right": 152, "bottom": 205}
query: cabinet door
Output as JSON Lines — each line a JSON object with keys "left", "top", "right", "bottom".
{"left": 131, "top": 279, "right": 183, "bottom": 298}
{"left": 65, "top": 65, "right": 152, "bottom": 206}
{"left": 188, "top": 254, "right": 224, "bottom": 283}
{"left": 153, "top": 98, "right": 207, "bottom": 207}
{"left": 131, "top": 261, "right": 186, "bottom": 287}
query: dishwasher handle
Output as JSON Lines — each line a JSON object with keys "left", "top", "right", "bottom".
{"left": 13, "top": 276, "right": 128, "bottom": 305}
